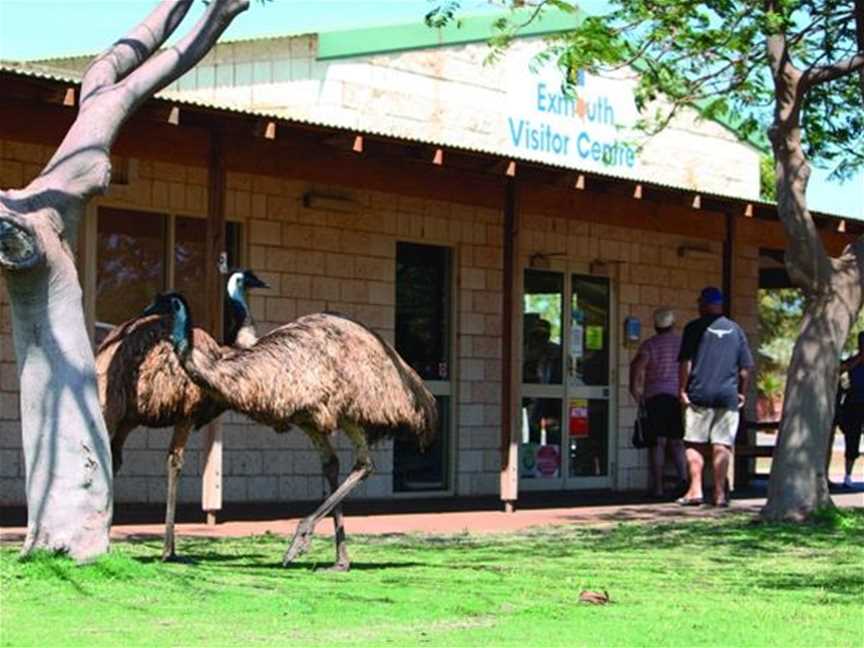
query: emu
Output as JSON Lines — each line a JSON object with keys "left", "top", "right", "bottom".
{"left": 149, "top": 292, "right": 437, "bottom": 571}
{"left": 95, "top": 269, "right": 269, "bottom": 561}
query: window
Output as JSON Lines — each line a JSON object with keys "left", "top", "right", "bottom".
{"left": 394, "top": 242, "right": 452, "bottom": 492}
{"left": 95, "top": 208, "right": 166, "bottom": 342}
{"left": 94, "top": 207, "right": 241, "bottom": 345}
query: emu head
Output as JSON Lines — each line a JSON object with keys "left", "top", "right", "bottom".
{"left": 143, "top": 292, "right": 192, "bottom": 353}
{"left": 227, "top": 268, "right": 269, "bottom": 305}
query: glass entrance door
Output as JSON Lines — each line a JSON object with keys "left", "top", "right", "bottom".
{"left": 566, "top": 275, "right": 612, "bottom": 487}
{"left": 520, "top": 270, "right": 565, "bottom": 488}
{"left": 519, "top": 270, "right": 613, "bottom": 490}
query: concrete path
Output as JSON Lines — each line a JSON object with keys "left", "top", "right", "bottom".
{"left": 2, "top": 491, "right": 861, "bottom": 545}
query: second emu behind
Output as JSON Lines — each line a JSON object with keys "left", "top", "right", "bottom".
{"left": 96, "top": 269, "right": 268, "bottom": 560}
{"left": 150, "top": 292, "right": 438, "bottom": 571}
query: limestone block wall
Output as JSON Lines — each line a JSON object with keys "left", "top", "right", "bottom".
{"left": 0, "top": 138, "right": 506, "bottom": 505}
{"left": 0, "top": 133, "right": 761, "bottom": 507}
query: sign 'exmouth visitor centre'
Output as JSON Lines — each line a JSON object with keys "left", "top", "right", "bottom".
{"left": 505, "top": 59, "right": 642, "bottom": 175}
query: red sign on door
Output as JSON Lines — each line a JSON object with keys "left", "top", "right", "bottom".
{"left": 569, "top": 399, "right": 589, "bottom": 438}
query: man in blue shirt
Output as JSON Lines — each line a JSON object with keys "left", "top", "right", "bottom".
{"left": 676, "top": 287, "right": 754, "bottom": 506}
{"left": 839, "top": 332, "right": 864, "bottom": 489}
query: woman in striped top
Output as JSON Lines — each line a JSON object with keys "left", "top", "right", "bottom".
{"left": 630, "top": 307, "right": 688, "bottom": 498}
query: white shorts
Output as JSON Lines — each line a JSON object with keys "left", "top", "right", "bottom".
{"left": 684, "top": 404, "right": 739, "bottom": 447}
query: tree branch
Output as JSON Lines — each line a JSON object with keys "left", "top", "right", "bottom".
{"left": 122, "top": 0, "right": 250, "bottom": 115}
{"left": 0, "top": 210, "right": 46, "bottom": 272}
{"left": 80, "top": 0, "right": 194, "bottom": 105}
{"left": 855, "top": 0, "right": 864, "bottom": 99}
{"left": 33, "top": 0, "right": 250, "bottom": 207}
{"left": 802, "top": 53, "right": 864, "bottom": 89}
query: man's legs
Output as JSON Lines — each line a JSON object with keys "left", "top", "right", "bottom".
{"left": 669, "top": 438, "right": 688, "bottom": 485}
{"left": 680, "top": 404, "right": 710, "bottom": 503}
{"left": 711, "top": 443, "right": 733, "bottom": 505}
{"left": 681, "top": 443, "right": 708, "bottom": 501}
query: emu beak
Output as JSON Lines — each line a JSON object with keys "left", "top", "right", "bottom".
{"left": 142, "top": 302, "right": 158, "bottom": 316}
{"left": 245, "top": 272, "right": 270, "bottom": 290}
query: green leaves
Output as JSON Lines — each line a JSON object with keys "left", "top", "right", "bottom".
{"left": 426, "top": 0, "right": 863, "bottom": 174}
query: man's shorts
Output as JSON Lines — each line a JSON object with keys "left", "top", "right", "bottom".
{"left": 645, "top": 394, "right": 685, "bottom": 440}
{"left": 684, "top": 404, "right": 739, "bottom": 447}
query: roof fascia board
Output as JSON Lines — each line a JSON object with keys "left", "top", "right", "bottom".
{"left": 317, "top": 7, "right": 582, "bottom": 61}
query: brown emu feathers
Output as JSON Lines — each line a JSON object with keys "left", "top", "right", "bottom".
{"left": 185, "top": 312, "right": 438, "bottom": 445}
{"left": 154, "top": 291, "right": 438, "bottom": 570}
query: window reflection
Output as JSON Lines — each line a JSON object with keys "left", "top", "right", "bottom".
{"left": 96, "top": 208, "right": 166, "bottom": 343}
{"left": 394, "top": 395, "right": 449, "bottom": 492}
{"left": 96, "top": 210, "right": 242, "bottom": 346}
{"left": 395, "top": 242, "right": 451, "bottom": 381}
{"left": 175, "top": 216, "right": 207, "bottom": 323}
{"left": 523, "top": 270, "right": 563, "bottom": 384}
{"left": 519, "top": 397, "right": 562, "bottom": 479}
{"left": 568, "top": 398, "right": 609, "bottom": 477}
{"left": 570, "top": 276, "right": 610, "bottom": 387}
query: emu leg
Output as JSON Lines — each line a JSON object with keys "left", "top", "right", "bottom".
{"left": 284, "top": 426, "right": 371, "bottom": 567}
{"left": 162, "top": 422, "right": 193, "bottom": 562}
{"left": 109, "top": 422, "right": 135, "bottom": 476}
{"left": 306, "top": 430, "right": 351, "bottom": 570}
{"left": 323, "top": 454, "right": 351, "bottom": 571}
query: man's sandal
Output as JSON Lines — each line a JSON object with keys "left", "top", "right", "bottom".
{"left": 676, "top": 496, "right": 703, "bottom": 506}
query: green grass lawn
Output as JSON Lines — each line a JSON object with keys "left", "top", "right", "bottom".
{"left": 2, "top": 511, "right": 862, "bottom": 647}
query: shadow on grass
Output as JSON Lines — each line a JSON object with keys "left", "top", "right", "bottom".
{"left": 757, "top": 572, "right": 864, "bottom": 596}
{"left": 5, "top": 510, "right": 861, "bottom": 599}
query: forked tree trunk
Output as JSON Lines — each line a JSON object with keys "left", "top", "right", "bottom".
{"left": 764, "top": 283, "right": 862, "bottom": 519}
{"left": 761, "top": 33, "right": 864, "bottom": 520}
{"left": 0, "top": 0, "right": 249, "bottom": 561}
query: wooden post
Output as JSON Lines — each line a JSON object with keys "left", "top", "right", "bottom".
{"left": 202, "top": 130, "right": 226, "bottom": 524}
{"left": 722, "top": 211, "right": 735, "bottom": 317}
{"left": 500, "top": 178, "right": 521, "bottom": 511}
{"left": 723, "top": 210, "right": 746, "bottom": 492}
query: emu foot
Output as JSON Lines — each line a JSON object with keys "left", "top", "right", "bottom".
{"left": 161, "top": 546, "right": 195, "bottom": 564}
{"left": 282, "top": 523, "right": 313, "bottom": 566}
{"left": 321, "top": 560, "right": 350, "bottom": 573}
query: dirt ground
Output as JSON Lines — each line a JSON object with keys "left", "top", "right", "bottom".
{"left": 2, "top": 490, "right": 861, "bottom": 546}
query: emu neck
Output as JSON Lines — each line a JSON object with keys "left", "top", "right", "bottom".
{"left": 172, "top": 310, "right": 190, "bottom": 356}
{"left": 179, "top": 342, "right": 242, "bottom": 412}
{"left": 227, "top": 298, "right": 258, "bottom": 348}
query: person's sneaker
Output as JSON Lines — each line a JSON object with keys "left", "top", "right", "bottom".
{"left": 843, "top": 475, "right": 854, "bottom": 489}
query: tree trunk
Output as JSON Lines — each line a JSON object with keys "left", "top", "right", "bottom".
{"left": 2, "top": 208, "right": 112, "bottom": 560}
{"left": 763, "top": 279, "right": 861, "bottom": 520}
{"left": 0, "top": 0, "right": 250, "bottom": 561}
{"left": 761, "top": 66, "right": 864, "bottom": 519}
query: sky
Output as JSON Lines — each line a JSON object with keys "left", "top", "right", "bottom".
{"left": 0, "top": 0, "right": 861, "bottom": 220}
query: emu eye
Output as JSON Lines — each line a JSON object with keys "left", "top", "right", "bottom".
{"left": 172, "top": 299, "right": 181, "bottom": 313}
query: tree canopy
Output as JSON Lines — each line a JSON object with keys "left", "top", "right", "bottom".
{"left": 429, "top": 0, "right": 864, "bottom": 179}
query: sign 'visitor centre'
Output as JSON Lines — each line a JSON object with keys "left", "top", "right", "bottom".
{"left": 505, "top": 58, "right": 642, "bottom": 175}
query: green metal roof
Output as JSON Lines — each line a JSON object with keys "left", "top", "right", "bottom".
{"left": 317, "top": 6, "right": 582, "bottom": 60}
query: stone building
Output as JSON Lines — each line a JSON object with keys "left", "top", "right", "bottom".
{"left": 0, "top": 10, "right": 856, "bottom": 511}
